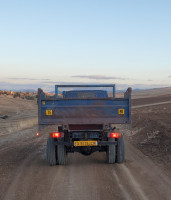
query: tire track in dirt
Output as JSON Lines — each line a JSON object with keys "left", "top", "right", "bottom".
{"left": 1, "top": 130, "right": 171, "bottom": 200}
{"left": 116, "top": 164, "right": 148, "bottom": 200}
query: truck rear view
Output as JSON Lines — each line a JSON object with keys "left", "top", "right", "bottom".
{"left": 38, "top": 84, "right": 131, "bottom": 165}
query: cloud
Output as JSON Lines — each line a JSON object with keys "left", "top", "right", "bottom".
{"left": 147, "top": 79, "right": 153, "bottom": 81}
{"left": 0, "top": 82, "right": 46, "bottom": 91}
{"left": 72, "top": 75, "right": 127, "bottom": 80}
{"left": 8, "top": 78, "right": 50, "bottom": 81}
{"left": 168, "top": 76, "right": 171, "bottom": 78}
{"left": 9, "top": 78, "right": 28, "bottom": 80}
{"left": 41, "top": 81, "right": 60, "bottom": 84}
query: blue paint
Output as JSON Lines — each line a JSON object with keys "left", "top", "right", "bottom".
{"left": 38, "top": 85, "right": 131, "bottom": 126}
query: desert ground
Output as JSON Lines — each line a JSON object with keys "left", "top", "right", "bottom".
{"left": 0, "top": 90, "right": 170, "bottom": 200}
{"left": 0, "top": 96, "right": 37, "bottom": 136}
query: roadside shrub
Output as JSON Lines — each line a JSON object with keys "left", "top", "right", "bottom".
{"left": 25, "top": 96, "right": 35, "bottom": 100}
{"left": 13, "top": 92, "right": 21, "bottom": 98}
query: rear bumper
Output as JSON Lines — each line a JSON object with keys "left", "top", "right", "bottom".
{"left": 54, "top": 141, "right": 117, "bottom": 146}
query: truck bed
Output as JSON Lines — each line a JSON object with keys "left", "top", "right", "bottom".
{"left": 38, "top": 94, "right": 131, "bottom": 125}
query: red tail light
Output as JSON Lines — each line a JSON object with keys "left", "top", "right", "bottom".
{"left": 110, "top": 132, "right": 122, "bottom": 138}
{"left": 50, "top": 132, "right": 61, "bottom": 138}
{"left": 36, "top": 132, "right": 39, "bottom": 137}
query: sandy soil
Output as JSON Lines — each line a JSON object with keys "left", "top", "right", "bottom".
{"left": 130, "top": 102, "right": 171, "bottom": 175}
{"left": 0, "top": 96, "right": 37, "bottom": 136}
{"left": 132, "top": 94, "right": 171, "bottom": 105}
{"left": 132, "top": 87, "right": 171, "bottom": 99}
{"left": 0, "top": 94, "right": 170, "bottom": 200}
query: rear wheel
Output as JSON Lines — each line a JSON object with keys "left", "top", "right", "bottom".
{"left": 46, "top": 137, "right": 57, "bottom": 166}
{"left": 116, "top": 134, "right": 125, "bottom": 163}
{"left": 106, "top": 138, "right": 116, "bottom": 164}
{"left": 57, "top": 141, "right": 67, "bottom": 165}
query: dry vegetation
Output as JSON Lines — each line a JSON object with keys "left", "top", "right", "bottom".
{"left": 0, "top": 90, "right": 37, "bottom": 100}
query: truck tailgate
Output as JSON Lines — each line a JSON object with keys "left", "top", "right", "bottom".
{"left": 39, "top": 98, "right": 131, "bottom": 125}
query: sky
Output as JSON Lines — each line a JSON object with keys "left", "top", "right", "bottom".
{"left": 0, "top": 0, "right": 171, "bottom": 91}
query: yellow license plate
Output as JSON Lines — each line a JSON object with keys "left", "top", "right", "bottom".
{"left": 74, "top": 141, "right": 98, "bottom": 147}
{"left": 46, "top": 109, "right": 52, "bottom": 115}
{"left": 118, "top": 109, "right": 125, "bottom": 115}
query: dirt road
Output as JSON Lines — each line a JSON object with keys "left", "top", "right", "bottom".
{"left": 0, "top": 96, "right": 170, "bottom": 200}
{"left": 132, "top": 101, "right": 171, "bottom": 108}
{"left": 0, "top": 127, "right": 170, "bottom": 200}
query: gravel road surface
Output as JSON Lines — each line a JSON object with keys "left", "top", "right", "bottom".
{"left": 0, "top": 126, "right": 170, "bottom": 200}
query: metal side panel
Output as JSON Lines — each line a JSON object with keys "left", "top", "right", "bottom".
{"left": 39, "top": 98, "right": 131, "bottom": 125}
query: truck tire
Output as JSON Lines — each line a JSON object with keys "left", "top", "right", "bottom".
{"left": 57, "top": 144, "right": 66, "bottom": 165}
{"left": 116, "top": 134, "right": 125, "bottom": 163}
{"left": 106, "top": 138, "right": 116, "bottom": 164}
{"left": 46, "top": 137, "right": 57, "bottom": 166}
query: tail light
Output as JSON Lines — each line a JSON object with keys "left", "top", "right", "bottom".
{"left": 110, "top": 132, "right": 122, "bottom": 138}
{"left": 36, "top": 132, "right": 39, "bottom": 137}
{"left": 50, "top": 132, "right": 61, "bottom": 138}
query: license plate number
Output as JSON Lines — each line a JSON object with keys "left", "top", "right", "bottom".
{"left": 46, "top": 109, "right": 52, "bottom": 115}
{"left": 74, "top": 141, "right": 98, "bottom": 147}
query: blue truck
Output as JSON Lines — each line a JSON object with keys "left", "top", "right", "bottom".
{"left": 38, "top": 84, "right": 132, "bottom": 165}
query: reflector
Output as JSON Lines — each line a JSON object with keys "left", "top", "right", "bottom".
{"left": 110, "top": 132, "right": 122, "bottom": 138}
{"left": 50, "top": 132, "right": 61, "bottom": 138}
